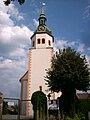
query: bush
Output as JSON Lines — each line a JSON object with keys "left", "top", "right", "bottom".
{"left": 77, "top": 99, "right": 90, "bottom": 115}
{"left": 65, "top": 113, "right": 85, "bottom": 120}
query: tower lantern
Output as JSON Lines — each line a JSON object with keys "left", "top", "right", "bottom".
{"left": 38, "top": 2, "right": 47, "bottom": 25}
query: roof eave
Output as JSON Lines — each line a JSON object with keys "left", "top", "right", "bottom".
{"left": 30, "top": 32, "right": 54, "bottom": 42}
{"left": 19, "top": 71, "right": 28, "bottom": 82}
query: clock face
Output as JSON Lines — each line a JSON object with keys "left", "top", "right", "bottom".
{"left": 38, "top": 26, "right": 45, "bottom": 31}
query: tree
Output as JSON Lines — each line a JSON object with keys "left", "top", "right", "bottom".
{"left": 77, "top": 99, "right": 90, "bottom": 119}
{"left": 14, "top": 104, "right": 18, "bottom": 115}
{"left": 46, "top": 47, "right": 90, "bottom": 117}
{"left": 31, "top": 91, "right": 47, "bottom": 120}
{"left": 3, "top": 0, "right": 25, "bottom": 6}
{"left": 0, "top": 93, "right": 3, "bottom": 120}
{"left": 2, "top": 101, "right": 8, "bottom": 114}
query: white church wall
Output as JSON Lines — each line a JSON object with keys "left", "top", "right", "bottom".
{"left": 29, "top": 48, "right": 53, "bottom": 98}
{"left": 37, "top": 33, "right": 53, "bottom": 48}
{"left": 31, "top": 33, "right": 53, "bottom": 49}
{"left": 26, "top": 48, "right": 53, "bottom": 116}
{"left": 22, "top": 80, "right": 27, "bottom": 99}
{"left": 21, "top": 80, "right": 27, "bottom": 115}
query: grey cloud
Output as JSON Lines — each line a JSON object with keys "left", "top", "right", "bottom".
{"left": 0, "top": 25, "right": 33, "bottom": 59}
{"left": 54, "top": 39, "right": 90, "bottom": 64}
{"left": 0, "top": 1, "right": 32, "bottom": 98}
{"left": 0, "top": 59, "right": 27, "bottom": 97}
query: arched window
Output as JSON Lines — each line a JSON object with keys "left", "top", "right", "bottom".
{"left": 39, "top": 86, "right": 42, "bottom": 91}
{"left": 42, "top": 38, "right": 45, "bottom": 44}
{"left": 48, "top": 40, "right": 51, "bottom": 46}
{"left": 37, "top": 39, "right": 40, "bottom": 44}
{"left": 40, "top": 19, "right": 44, "bottom": 25}
{"left": 32, "top": 41, "right": 35, "bottom": 47}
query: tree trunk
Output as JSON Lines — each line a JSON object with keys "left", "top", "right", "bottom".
{"left": 60, "top": 112, "right": 64, "bottom": 120}
{"left": 36, "top": 109, "right": 39, "bottom": 120}
{"left": 60, "top": 86, "right": 77, "bottom": 117}
{"left": 42, "top": 105, "right": 45, "bottom": 120}
{"left": 40, "top": 106, "right": 42, "bottom": 120}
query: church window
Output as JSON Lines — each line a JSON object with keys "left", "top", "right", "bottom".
{"left": 41, "top": 20, "right": 43, "bottom": 24}
{"left": 40, "top": 19, "right": 43, "bottom": 25}
{"left": 42, "top": 38, "right": 45, "bottom": 44}
{"left": 32, "top": 41, "right": 35, "bottom": 47}
{"left": 48, "top": 40, "right": 51, "bottom": 46}
{"left": 39, "top": 86, "right": 42, "bottom": 91}
{"left": 37, "top": 39, "right": 40, "bottom": 44}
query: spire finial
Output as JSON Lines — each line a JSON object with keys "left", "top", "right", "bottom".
{"left": 41, "top": 0, "right": 45, "bottom": 14}
{"left": 38, "top": 0, "right": 46, "bottom": 25}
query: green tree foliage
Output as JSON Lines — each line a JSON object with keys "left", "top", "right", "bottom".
{"left": 2, "top": 101, "right": 8, "bottom": 114}
{"left": 31, "top": 91, "right": 47, "bottom": 120}
{"left": 14, "top": 104, "right": 18, "bottom": 114}
{"left": 77, "top": 99, "right": 90, "bottom": 118}
{"left": 65, "top": 113, "right": 86, "bottom": 120}
{"left": 46, "top": 47, "right": 90, "bottom": 117}
{"left": 3, "top": 0, "right": 25, "bottom": 6}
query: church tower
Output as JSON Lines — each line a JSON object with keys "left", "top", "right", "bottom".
{"left": 26, "top": 3, "right": 54, "bottom": 116}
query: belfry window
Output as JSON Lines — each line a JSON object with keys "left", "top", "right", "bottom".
{"left": 32, "top": 41, "right": 35, "bottom": 47}
{"left": 37, "top": 39, "right": 40, "bottom": 44}
{"left": 48, "top": 40, "right": 51, "bottom": 46}
{"left": 42, "top": 38, "right": 45, "bottom": 44}
{"left": 39, "top": 86, "right": 42, "bottom": 91}
{"left": 40, "top": 19, "right": 44, "bottom": 25}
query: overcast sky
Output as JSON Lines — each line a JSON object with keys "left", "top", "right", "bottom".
{"left": 0, "top": 0, "right": 90, "bottom": 98}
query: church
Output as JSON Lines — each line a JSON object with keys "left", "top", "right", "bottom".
{"left": 19, "top": 3, "right": 60, "bottom": 117}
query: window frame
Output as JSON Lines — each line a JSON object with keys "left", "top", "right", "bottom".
{"left": 37, "top": 39, "right": 40, "bottom": 44}
{"left": 32, "top": 41, "right": 35, "bottom": 47}
{"left": 48, "top": 40, "right": 51, "bottom": 46}
{"left": 42, "top": 38, "right": 45, "bottom": 44}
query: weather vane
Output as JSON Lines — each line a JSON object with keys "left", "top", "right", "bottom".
{"left": 41, "top": 0, "right": 45, "bottom": 14}
{"left": 42, "top": 0, "right": 45, "bottom": 5}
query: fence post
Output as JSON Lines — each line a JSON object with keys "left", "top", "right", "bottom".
{"left": 47, "top": 97, "right": 49, "bottom": 120}
{"left": 17, "top": 99, "right": 20, "bottom": 120}
{"left": 57, "top": 98, "right": 60, "bottom": 120}
{"left": 0, "top": 99, "right": 3, "bottom": 120}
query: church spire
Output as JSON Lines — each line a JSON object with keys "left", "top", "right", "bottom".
{"left": 38, "top": 1, "right": 47, "bottom": 25}
{"left": 31, "top": 0, "right": 54, "bottom": 40}
{"left": 41, "top": 2, "right": 45, "bottom": 15}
